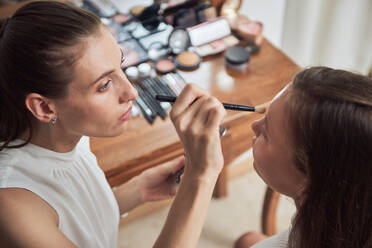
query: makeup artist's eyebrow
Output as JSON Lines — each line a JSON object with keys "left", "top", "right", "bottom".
{"left": 89, "top": 48, "right": 124, "bottom": 86}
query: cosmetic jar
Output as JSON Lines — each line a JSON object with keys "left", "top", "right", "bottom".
{"left": 225, "top": 46, "right": 250, "bottom": 71}
{"left": 125, "top": 66, "right": 139, "bottom": 82}
{"left": 138, "top": 63, "right": 152, "bottom": 78}
{"left": 175, "top": 51, "right": 201, "bottom": 70}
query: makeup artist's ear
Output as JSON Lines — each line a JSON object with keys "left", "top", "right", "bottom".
{"left": 25, "top": 93, "right": 57, "bottom": 123}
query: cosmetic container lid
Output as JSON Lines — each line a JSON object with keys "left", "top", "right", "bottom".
{"left": 125, "top": 66, "right": 139, "bottom": 81}
{"left": 138, "top": 63, "right": 152, "bottom": 78}
{"left": 225, "top": 46, "right": 250, "bottom": 65}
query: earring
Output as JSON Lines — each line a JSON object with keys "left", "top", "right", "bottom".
{"left": 50, "top": 117, "right": 57, "bottom": 124}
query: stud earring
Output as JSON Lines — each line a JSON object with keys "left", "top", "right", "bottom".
{"left": 50, "top": 117, "right": 57, "bottom": 124}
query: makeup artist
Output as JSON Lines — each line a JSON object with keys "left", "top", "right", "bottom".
{"left": 0, "top": 2, "right": 226, "bottom": 247}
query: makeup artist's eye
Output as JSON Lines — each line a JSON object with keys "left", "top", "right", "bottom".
{"left": 98, "top": 80, "right": 112, "bottom": 92}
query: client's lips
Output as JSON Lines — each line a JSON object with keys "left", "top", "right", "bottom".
{"left": 119, "top": 106, "right": 132, "bottom": 122}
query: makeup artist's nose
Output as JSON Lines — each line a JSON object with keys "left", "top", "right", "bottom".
{"left": 251, "top": 118, "right": 263, "bottom": 137}
{"left": 118, "top": 75, "right": 138, "bottom": 103}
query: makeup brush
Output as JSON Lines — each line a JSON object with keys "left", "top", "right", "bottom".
{"left": 155, "top": 95, "right": 266, "bottom": 114}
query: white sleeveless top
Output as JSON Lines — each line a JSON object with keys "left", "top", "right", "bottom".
{"left": 252, "top": 229, "right": 290, "bottom": 248}
{"left": 0, "top": 137, "right": 120, "bottom": 248}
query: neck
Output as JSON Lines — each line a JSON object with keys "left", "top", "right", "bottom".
{"left": 21, "top": 120, "right": 82, "bottom": 153}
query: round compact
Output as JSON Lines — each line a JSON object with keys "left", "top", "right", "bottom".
{"left": 155, "top": 58, "right": 176, "bottom": 74}
{"left": 225, "top": 46, "right": 250, "bottom": 71}
{"left": 175, "top": 51, "right": 201, "bottom": 71}
{"left": 168, "top": 28, "right": 190, "bottom": 54}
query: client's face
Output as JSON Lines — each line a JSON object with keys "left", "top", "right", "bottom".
{"left": 251, "top": 86, "right": 306, "bottom": 199}
{"left": 53, "top": 25, "right": 138, "bottom": 138}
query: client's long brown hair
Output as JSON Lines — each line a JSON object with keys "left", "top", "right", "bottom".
{"left": 287, "top": 67, "right": 372, "bottom": 247}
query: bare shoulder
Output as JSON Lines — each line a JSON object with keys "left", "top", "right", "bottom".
{"left": 0, "top": 188, "right": 77, "bottom": 248}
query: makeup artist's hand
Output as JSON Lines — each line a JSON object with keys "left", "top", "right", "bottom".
{"left": 136, "top": 157, "right": 185, "bottom": 202}
{"left": 170, "top": 84, "right": 227, "bottom": 180}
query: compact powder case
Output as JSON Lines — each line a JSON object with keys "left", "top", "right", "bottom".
{"left": 225, "top": 46, "right": 250, "bottom": 71}
{"left": 155, "top": 58, "right": 176, "bottom": 74}
{"left": 175, "top": 51, "right": 201, "bottom": 70}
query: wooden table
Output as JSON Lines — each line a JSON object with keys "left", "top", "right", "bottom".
{"left": 90, "top": 39, "right": 300, "bottom": 197}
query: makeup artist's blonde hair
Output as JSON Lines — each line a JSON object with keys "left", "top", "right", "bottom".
{"left": 0, "top": 1, "right": 101, "bottom": 150}
{"left": 287, "top": 67, "right": 372, "bottom": 247}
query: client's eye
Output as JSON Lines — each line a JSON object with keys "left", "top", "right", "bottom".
{"left": 99, "top": 80, "right": 112, "bottom": 92}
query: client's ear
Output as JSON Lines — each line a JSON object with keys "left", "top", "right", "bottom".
{"left": 25, "top": 93, "right": 57, "bottom": 123}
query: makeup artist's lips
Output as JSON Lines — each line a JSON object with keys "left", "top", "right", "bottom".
{"left": 119, "top": 106, "right": 132, "bottom": 122}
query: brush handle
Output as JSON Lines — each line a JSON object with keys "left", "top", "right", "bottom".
{"left": 155, "top": 95, "right": 255, "bottom": 112}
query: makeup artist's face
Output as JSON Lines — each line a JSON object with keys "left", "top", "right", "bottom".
{"left": 53, "top": 25, "right": 138, "bottom": 137}
{"left": 251, "top": 86, "right": 305, "bottom": 198}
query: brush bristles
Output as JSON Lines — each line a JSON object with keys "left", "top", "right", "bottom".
{"left": 255, "top": 105, "right": 266, "bottom": 114}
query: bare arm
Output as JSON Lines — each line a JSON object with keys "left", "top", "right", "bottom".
{"left": 154, "top": 84, "right": 226, "bottom": 247}
{"left": 0, "top": 188, "right": 78, "bottom": 248}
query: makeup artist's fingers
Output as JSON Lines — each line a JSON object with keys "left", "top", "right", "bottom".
{"left": 179, "top": 97, "right": 226, "bottom": 176}
{"left": 173, "top": 95, "right": 210, "bottom": 133}
{"left": 170, "top": 84, "right": 209, "bottom": 120}
{"left": 190, "top": 97, "right": 226, "bottom": 141}
{"left": 205, "top": 99, "right": 227, "bottom": 130}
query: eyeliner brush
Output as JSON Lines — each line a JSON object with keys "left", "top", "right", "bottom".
{"left": 155, "top": 95, "right": 266, "bottom": 114}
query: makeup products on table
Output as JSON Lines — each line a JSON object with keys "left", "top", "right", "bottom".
{"left": 175, "top": 51, "right": 201, "bottom": 70}
{"left": 130, "top": 5, "right": 146, "bottom": 17}
{"left": 187, "top": 17, "right": 239, "bottom": 57}
{"left": 138, "top": 63, "right": 152, "bottom": 78}
{"left": 127, "top": 72, "right": 187, "bottom": 124}
{"left": 194, "top": 35, "right": 239, "bottom": 57}
{"left": 155, "top": 95, "right": 265, "bottom": 113}
{"left": 168, "top": 28, "right": 190, "bottom": 54}
{"left": 224, "top": 43, "right": 260, "bottom": 71}
{"left": 138, "top": 24, "right": 174, "bottom": 49}
{"left": 80, "top": 0, "right": 117, "bottom": 17}
{"left": 225, "top": 46, "right": 250, "bottom": 71}
{"left": 125, "top": 66, "right": 139, "bottom": 82}
{"left": 188, "top": 17, "right": 231, "bottom": 47}
{"left": 236, "top": 21, "right": 263, "bottom": 45}
{"left": 119, "top": 39, "right": 149, "bottom": 69}
{"left": 155, "top": 58, "right": 176, "bottom": 74}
